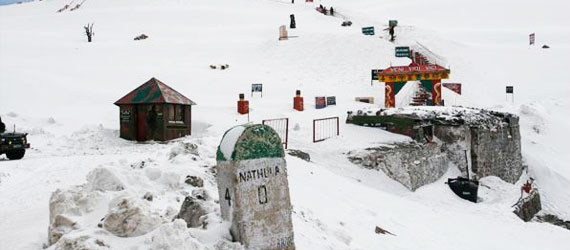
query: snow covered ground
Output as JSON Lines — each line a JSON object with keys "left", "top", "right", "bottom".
{"left": 1, "top": 0, "right": 569, "bottom": 249}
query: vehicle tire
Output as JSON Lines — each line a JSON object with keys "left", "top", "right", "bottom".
{"left": 6, "top": 149, "right": 25, "bottom": 160}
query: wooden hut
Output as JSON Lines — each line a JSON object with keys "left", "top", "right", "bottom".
{"left": 114, "top": 77, "right": 196, "bottom": 141}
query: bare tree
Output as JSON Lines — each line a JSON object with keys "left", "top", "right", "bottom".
{"left": 84, "top": 23, "right": 94, "bottom": 42}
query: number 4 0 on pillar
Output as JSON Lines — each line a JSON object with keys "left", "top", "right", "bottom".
{"left": 216, "top": 124, "right": 295, "bottom": 250}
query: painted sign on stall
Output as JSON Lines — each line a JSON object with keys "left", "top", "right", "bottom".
{"left": 378, "top": 64, "right": 450, "bottom": 82}
{"left": 216, "top": 124, "right": 295, "bottom": 250}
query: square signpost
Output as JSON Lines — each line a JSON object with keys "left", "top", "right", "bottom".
{"left": 326, "top": 96, "right": 336, "bottom": 106}
{"left": 506, "top": 86, "right": 514, "bottom": 104}
{"left": 315, "top": 96, "right": 327, "bottom": 109}
{"left": 251, "top": 83, "right": 263, "bottom": 97}
{"left": 362, "top": 26, "right": 375, "bottom": 35}
{"left": 395, "top": 46, "right": 410, "bottom": 57}
{"left": 371, "top": 69, "right": 381, "bottom": 86}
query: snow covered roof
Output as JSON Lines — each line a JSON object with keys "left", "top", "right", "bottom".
{"left": 114, "top": 77, "right": 196, "bottom": 105}
{"left": 381, "top": 106, "right": 518, "bottom": 128}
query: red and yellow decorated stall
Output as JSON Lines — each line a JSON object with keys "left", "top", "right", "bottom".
{"left": 377, "top": 64, "right": 450, "bottom": 108}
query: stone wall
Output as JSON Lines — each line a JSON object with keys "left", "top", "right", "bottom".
{"left": 348, "top": 142, "right": 449, "bottom": 191}
{"left": 470, "top": 116, "right": 522, "bottom": 183}
{"left": 434, "top": 125, "right": 471, "bottom": 177}
{"left": 348, "top": 111, "right": 523, "bottom": 191}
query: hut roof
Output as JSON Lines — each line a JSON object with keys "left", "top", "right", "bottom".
{"left": 114, "top": 77, "right": 196, "bottom": 105}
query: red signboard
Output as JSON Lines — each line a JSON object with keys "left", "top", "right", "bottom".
{"left": 315, "top": 97, "right": 327, "bottom": 109}
{"left": 443, "top": 83, "right": 462, "bottom": 95}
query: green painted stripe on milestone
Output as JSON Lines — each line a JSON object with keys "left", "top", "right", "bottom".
{"left": 216, "top": 124, "right": 284, "bottom": 161}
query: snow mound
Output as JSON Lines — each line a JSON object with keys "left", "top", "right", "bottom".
{"left": 48, "top": 186, "right": 103, "bottom": 245}
{"left": 86, "top": 167, "right": 125, "bottom": 192}
{"left": 53, "top": 234, "right": 109, "bottom": 250}
{"left": 147, "top": 219, "right": 207, "bottom": 250}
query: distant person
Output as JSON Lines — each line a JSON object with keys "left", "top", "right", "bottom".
{"left": 0, "top": 116, "right": 5, "bottom": 133}
{"left": 330, "top": 7, "right": 334, "bottom": 16}
{"left": 318, "top": 4, "right": 324, "bottom": 14}
{"left": 389, "top": 25, "right": 395, "bottom": 41}
{"left": 290, "top": 14, "right": 296, "bottom": 29}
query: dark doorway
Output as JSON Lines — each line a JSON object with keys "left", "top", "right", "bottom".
{"left": 136, "top": 106, "right": 147, "bottom": 141}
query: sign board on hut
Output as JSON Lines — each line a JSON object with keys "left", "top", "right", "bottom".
{"left": 251, "top": 83, "right": 263, "bottom": 97}
{"left": 216, "top": 124, "right": 295, "bottom": 250}
{"left": 395, "top": 46, "right": 410, "bottom": 57}
{"left": 362, "top": 26, "right": 375, "bottom": 35}
{"left": 120, "top": 109, "right": 131, "bottom": 123}
{"left": 315, "top": 96, "right": 327, "bottom": 109}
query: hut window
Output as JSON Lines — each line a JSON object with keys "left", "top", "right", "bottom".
{"left": 168, "top": 104, "right": 185, "bottom": 124}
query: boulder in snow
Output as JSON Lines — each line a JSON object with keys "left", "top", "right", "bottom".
{"left": 54, "top": 234, "right": 108, "bottom": 250}
{"left": 175, "top": 196, "right": 208, "bottom": 228}
{"left": 191, "top": 188, "right": 209, "bottom": 201}
{"left": 169, "top": 142, "right": 199, "bottom": 160}
{"left": 213, "top": 240, "right": 245, "bottom": 250}
{"left": 48, "top": 215, "right": 78, "bottom": 246}
{"left": 103, "top": 196, "right": 163, "bottom": 237}
{"left": 143, "top": 192, "right": 154, "bottom": 201}
{"left": 185, "top": 175, "right": 204, "bottom": 187}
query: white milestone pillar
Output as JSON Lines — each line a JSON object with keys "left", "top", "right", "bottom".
{"left": 216, "top": 124, "right": 295, "bottom": 250}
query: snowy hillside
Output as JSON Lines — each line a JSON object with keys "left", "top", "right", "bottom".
{"left": 1, "top": 0, "right": 569, "bottom": 249}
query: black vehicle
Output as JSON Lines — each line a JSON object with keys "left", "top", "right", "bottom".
{"left": 447, "top": 176, "right": 479, "bottom": 203}
{"left": 1, "top": 130, "right": 30, "bottom": 160}
{"left": 447, "top": 150, "right": 479, "bottom": 203}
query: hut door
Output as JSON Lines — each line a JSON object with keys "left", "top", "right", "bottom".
{"left": 136, "top": 107, "right": 147, "bottom": 141}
